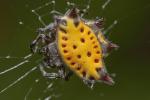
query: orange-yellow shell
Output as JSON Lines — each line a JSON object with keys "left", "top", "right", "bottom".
{"left": 57, "top": 17, "right": 104, "bottom": 80}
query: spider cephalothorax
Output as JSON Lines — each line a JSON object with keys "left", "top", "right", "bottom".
{"left": 30, "top": 7, "right": 118, "bottom": 88}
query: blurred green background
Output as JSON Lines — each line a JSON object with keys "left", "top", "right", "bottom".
{"left": 0, "top": 0, "right": 150, "bottom": 100}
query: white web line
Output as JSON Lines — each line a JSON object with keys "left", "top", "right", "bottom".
{"left": 22, "top": 58, "right": 53, "bottom": 100}
{"left": 0, "top": 66, "right": 37, "bottom": 94}
{"left": 24, "top": 88, "right": 32, "bottom": 100}
{"left": 102, "top": 0, "right": 111, "bottom": 10}
{"left": 0, "top": 53, "right": 32, "bottom": 75}
{"left": 43, "top": 83, "right": 53, "bottom": 93}
{"left": 66, "top": 1, "right": 75, "bottom": 7}
{"left": 31, "top": 0, "right": 93, "bottom": 27}
{"left": 23, "top": 53, "right": 33, "bottom": 59}
{"left": 0, "top": 56, "right": 23, "bottom": 59}
{"left": 43, "top": 83, "right": 53, "bottom": 100}
{"left": 31, "top": 0, "right": 56, "bottom": 26}
{"left": 81, "top": 0, "right": 91, "bottom": 17}
{"left": 103, "top": 20, "right": 118, "bottom": 35}
{"left": 0, "top": 53, "right": 32, "bottom": 60}
{"left": 33, "top": 1, "right": 55, "bottom": 11}
{"left": 31, "top": 10, "right": 46, "bottom": 26}
{"left": 0, "top": 60, "right": 29, "bottom": 75}
{"left": 44, "top": 96, "right": 52, "bottom": 100}
{"left": 43, "top": 93, "right": 61, "bottom": 100}
{"left": 24, "top": 78, "right": 40, "bottom": 100}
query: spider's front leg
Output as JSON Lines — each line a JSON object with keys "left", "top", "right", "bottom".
{"left": 30, "top": 24, "right": 55, "bottom": 53}
{"left": 30, "top": 34, "right": 50, "bottom": 53}
{"left": 39, "top": 63, "right": 73, "bottom": 81}
{"left": 39, "top": 63, "right": 60, "bottom": 79}
{"left": 57, "top": 66, "right": 74, "bottom": 81}
{"left": 39, "top": 42, "right": 74, "bottom": 81}
{"left": 83, "top": 79, "right": 95, "bottom": 89}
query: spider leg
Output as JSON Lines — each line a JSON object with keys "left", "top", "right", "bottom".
{"left": 83, "top": 79, "right": 95, "bottom": 89}
{"left": 30, "top": 24, "right": 55, "bottom": 53}
{"left": 38, "top": 23, "right": 55, "bottom": 33}
{"left": 38, "top": 41, "right": 73, "bottom": 80}
{"left": 39, "top": 62, "right": 73, "bottom": 80}
{"left": 56, "top": 65, "right": 74, "bottom": 80}
{"left": 39, "top": 64, "right": 60, "bottom": 79}
{"left": 30, "top": 34, "right": 49, "bottom": 53}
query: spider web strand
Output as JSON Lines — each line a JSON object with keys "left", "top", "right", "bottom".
{"left": 0, "top": 66, "right": 37, "bottom": 94}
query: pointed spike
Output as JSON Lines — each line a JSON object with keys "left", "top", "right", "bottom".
{"left": 65, "top": 7, "right": 79, "bottom": 19}
{"left": 100, "top": 67, "right": 115, "bottom": 85}
{"left": 107, "top": 43, "right": 119, "bottom": 52}
{"left": 101, "top": 74, "right": 115, "bottom": 85}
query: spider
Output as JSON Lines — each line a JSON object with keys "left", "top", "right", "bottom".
{"left": 30, "top": 7, "right": 119, "bottom": 88}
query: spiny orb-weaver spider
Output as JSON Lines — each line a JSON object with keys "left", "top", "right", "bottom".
{"left": 30, "top": 7, "right": 119, "bottom": 88}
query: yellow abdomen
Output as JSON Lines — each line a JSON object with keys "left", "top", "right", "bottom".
{"left": 57, "top": 18, "right": 103, "bottom": 80}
